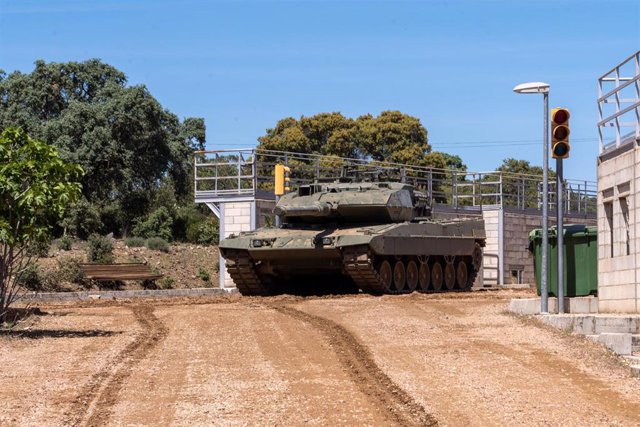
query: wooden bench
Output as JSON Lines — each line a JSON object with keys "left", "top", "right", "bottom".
{"left": 80, "top": 263, "right": 163, "bottom": 282}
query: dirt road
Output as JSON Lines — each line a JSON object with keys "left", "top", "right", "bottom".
{"left": 1, "top": 291, "right": 639, "bottom": 426}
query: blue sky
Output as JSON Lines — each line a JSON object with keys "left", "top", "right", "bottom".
{"left": 1, "top": 0, "right": 639, "bottom": 181}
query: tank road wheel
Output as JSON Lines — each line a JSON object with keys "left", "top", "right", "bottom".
{"left": 418, "top": 262, "right": 430, "bottom": 292}
{"left": 393, "top": 260, "right": 406, "bottom": 292}
{"left": 456, "top": 260, "right": 469, "bottom": 289}
{"left": 406, "top": 260, "right": 419, "bottom": 292}
{"left": 378, "top": 260, "right": 393, "bottom": 293}
{"left": 444, "top": 261, "right": 456, "bottom": 290}
{"left": 431, "top": 261, "right": 443, "bottom": 291}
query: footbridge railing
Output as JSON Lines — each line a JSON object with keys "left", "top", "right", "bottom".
{"left": 598, "top": 50, "right": 640, "bottom": 153}
{"left": 194, "top": 149, "right": 596, "bottom": 214}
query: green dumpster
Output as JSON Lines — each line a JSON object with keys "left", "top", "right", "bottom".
{"left": 528, "top": 224, "right": 597, "bottom": 297}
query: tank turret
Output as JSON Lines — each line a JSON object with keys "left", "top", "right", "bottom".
{"left": 275, "top": 181, "right": 429, "bottom": 223}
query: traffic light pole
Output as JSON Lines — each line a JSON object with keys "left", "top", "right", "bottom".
{"left": 556, "top": 158, "right": 564, "bottom": 313}
{"left": 275, "top": 195, "right": 281, "bottom": 228}
{"left": 541, "top": 92, "right": 549, "bottom": 314}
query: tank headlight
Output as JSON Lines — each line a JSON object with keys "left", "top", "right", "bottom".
{"left": 322, "top": 237, "right": 333, "bottom": 246}
{"left": 252, "top": 239, "right": 263, "bottom": 247}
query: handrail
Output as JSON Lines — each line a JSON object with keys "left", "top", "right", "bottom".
{"left": 598, "top": 51, "right": 640, "bottom": 152}
{"left": 194, "top": 148, "right": 597, "bottom": 214}
{"left": 598, "top": 50, "right": 640, "bottom": 80}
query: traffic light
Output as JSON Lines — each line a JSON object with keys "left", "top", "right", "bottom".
{"left": 274, "top": 164, "right": 291, "bottom": 196}
{"left": 551, "top": 107, "right": 570, "bottom": 159}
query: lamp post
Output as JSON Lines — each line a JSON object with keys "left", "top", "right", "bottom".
{"left": 513, "top": 81, "right": 550, "bottom": 314}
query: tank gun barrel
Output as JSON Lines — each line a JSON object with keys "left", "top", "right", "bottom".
{"left": 274, "top": 202, "right": 332, "bottom": 217}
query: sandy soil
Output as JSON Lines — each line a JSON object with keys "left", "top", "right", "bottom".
{"left": 1, "top": 291, "right": 639, "bottom": 426}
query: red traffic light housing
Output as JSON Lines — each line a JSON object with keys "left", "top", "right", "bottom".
{"left": 551, "top": 108, "right": 570, "bottom": 159}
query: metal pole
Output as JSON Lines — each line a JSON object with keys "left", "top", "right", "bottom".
{"left": 541, "top": 92, "right": 549, "bottom": 314}
{"left": 275, "top": 195, "right": 281, "bottom": 228}
{"left": 557, "top": 158, "right": 564, "bottom": 313}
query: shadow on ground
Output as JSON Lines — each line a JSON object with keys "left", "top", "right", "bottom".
{"left": 0, "top": 329, "right": 122, "bottom": 339}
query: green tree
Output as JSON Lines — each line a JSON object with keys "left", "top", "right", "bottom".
{"left": 0, "top": 128, "right": 82, "bottom": 317}
{"left": 494, "top": 158, "right": 556, "bottom": 208}
{"left": 356, "top": 111, "right": 430, "bottom": 165}
{"left": 0, "top": 59, "right": 205, "bottom": 236}
{"left": 437, "top": 152, "right": 467, "bottom": 171}
{"left": 258, "top": 111, "right": 431, "bottom": 166}
{"left": 496, "top": 158, "right": 546, "bottom": 176}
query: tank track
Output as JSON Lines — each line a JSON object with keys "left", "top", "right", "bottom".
{"left": 225, "top": 245, "right": 482, "bottom": 296}
{"left": 465, "top": 260, "right": 480, "bottom": 290}
{"left": 343, "top": 246, "right": 481, "bottom": 294}
{"left": 342, "top": 247, "right": 388, "bottom": 295}
{"left": 225, "top": 253, "right": 271, "bottom": 296}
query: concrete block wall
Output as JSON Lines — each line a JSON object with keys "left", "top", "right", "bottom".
{"left": 597, "top": 143, "right": 640, "bottom": 313}
{"left": 222, "top": 202, "right": 253, "bottom": 236}
{"left": 482, "top": 208, "right": 501, "bottom": 286}
{"left": 503, "top": 212, "right": 536, "bottom": 285}
{"left": 503, "top": 211, "right": 596, "bottom": 287}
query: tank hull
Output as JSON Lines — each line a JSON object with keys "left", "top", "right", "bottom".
{"left": 220, "top": 219, "right": 486, "bottom": 295}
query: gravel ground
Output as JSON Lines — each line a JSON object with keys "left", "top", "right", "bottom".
{"left": 1, "top": 291, "right": 638, "bottom": 426}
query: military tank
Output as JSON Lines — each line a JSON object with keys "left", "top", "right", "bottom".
{"left": 219, "top": 181, "right": 486, "bottom": 295}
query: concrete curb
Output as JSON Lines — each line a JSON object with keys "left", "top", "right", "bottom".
{"left": 17, "top": 287, "right": 238, "bottom": 303}
{"left": 508, "top": 297, "right": 599, "bottom": 315}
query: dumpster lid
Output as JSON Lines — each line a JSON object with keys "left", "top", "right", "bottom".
{"left": 528, "top": 224, "right": 596, "bottom": 240}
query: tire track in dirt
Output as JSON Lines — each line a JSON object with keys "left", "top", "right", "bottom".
{"left": 270, "top": 303, "right": 437, "bottom": 427}
{"left": 64, "top": 304, "right": 168, "bottom": 427}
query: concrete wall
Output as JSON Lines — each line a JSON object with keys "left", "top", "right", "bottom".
{"left": 502, "top": 210, "right": 596, "bottom": 287}
{"left": 482, "top": 208, "right": 502, "bottom": 286}
{"left": 598, "top": 142, "right": 640, "bottom": 313}
{"left": 222, "top": 202, "right": 253, "bottom": 236}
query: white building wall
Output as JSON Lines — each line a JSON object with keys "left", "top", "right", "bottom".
{"left": 482, "top": 208, "right": 502, "bottom": 286}
{"left": 597, "top": 143, "right": 640, "bottom": 313}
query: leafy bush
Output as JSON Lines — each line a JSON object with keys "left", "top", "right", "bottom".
{"left": 55, "top": 256, "right": 84, "bottom": 283}
{"left": 57, "top": 235, "right": 72, "bottom": 251}
{"left": 125, "top": 237, "right": 146, "bottom": 247}
{"left": 133, "top": 207, "right": 173, "bottom": 241}
{"left": 198, "top": 267, "right": 210, "bottom": 282}
{"left": 196, "top": 220, "right": 219, "bottom": 245}
{"left": 160, "top": 277, "right": 174, "bottom": 289}
{"left": 15, "top": 264, "right": 43, "bottom": 291}
{"left": 146, "top": 237, "right": 169, "bottom": 253}
{"left": 175, "top": 204, "right": 219, "bottom": 244}
{"left": 87, "top": 234, "right": 114, "bottom": 263}
{"left": 27, "top": 239, "right": 50, "bottom": 258}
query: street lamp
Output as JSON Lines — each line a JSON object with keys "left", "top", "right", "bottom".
{"left": 513, "top": 81, "right": 550, "bottom": 314}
